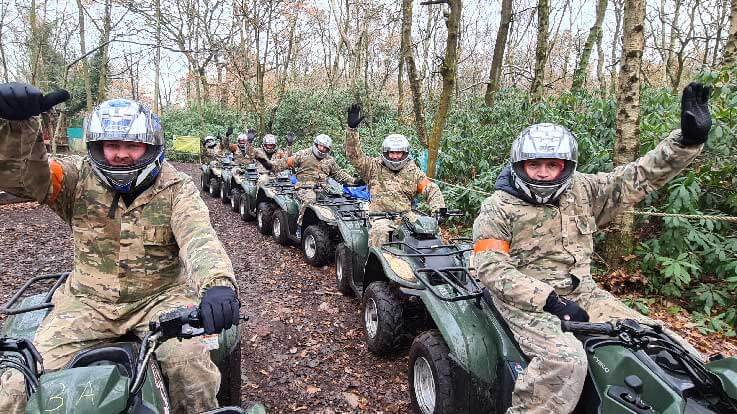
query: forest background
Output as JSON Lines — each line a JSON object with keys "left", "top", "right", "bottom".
{"left": 4, "top": 0, "right": 737, "bottom": 337}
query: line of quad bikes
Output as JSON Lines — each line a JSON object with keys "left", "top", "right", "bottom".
{"left": 0, "top": 155, "right": 736, "bottom": 413}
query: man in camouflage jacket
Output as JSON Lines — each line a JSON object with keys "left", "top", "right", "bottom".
{"left": 0, "top": 85, "right": 240, "bottom": 414}
{"left": 256, "top": 132, "right": 354, "bottom": 225}
{"left": 344, "top": 104, "right": 445, "bottom": 247}
{"left": 247, "top": 131, "right": 291, "bottom": 186}
{"left": 472, "top": 83, "right": 712, "bottom": 414}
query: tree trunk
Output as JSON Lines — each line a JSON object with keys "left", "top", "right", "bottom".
{"left": 397, "top": 0, "right": 411, "bottom": 124}
{"left": 665, "top": 0, "right": 682, "bottom": 87}
{"left": 602, "top": 0, "right": 645, "bottom": 270}
{"left": 426, "top": 0, "right": 462, "bottom": 179}
{"left": 531, "top": 0, "right": 549, "bottom": 102}
{"left": 29, "top": 0, "right": 40, "bottom": 84}
{"left": 0, "top": 2, "right": 10, "bottom": 82}
{"left": 572, "top": 0, "right": 608, "bottom": 91}
{"left": 76, "top": 0, "right": 92, "bottom": 111}
{"left": 484, "top": 0, "right": 513, "bottom": 107}
{"left": 403, "top": 0, "right": 427, "bottom": 148}
{"left": 97, "top": 0, "right": 112, "bottom": 103}
{"left": 153, "top": 0, "right": 161, "bottom": 113}
{"left": 723, "top": 0, "right": 737, "bottom": 66}
{"left": 610, "top": 0, "right": 624, "bottom": 95}
{"left": 596, "top": 30, "right": 605, "bottom": 90}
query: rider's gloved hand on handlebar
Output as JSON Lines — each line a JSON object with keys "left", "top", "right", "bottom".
{"left": 0, "top": 82, "right": 70, "bottom": 121}
{"left": 199, "top": 286, "right": 240, "bottom": 334}
{"left": 353, "top": 176, "right": 366, "bottom": 186}
{"left": 543, "top": 291, "right": 589, "bottom": 322}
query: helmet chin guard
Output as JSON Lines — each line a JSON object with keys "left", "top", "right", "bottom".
{"left": 312, "top": 134, "right": 332, "bottom": 159}
{"left": 381, "top": 134, "right": 410, "bottom": 171}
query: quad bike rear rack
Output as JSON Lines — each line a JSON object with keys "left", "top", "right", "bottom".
{"left": 0, "top": 272, "right": 68, "bottom": 315}
{"left": 380, "top": 243, "right": 481, "bottom": 302}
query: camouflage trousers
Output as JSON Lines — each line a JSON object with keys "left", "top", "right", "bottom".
{"left": 368, "top": 217, "right": 400, "bottom": 247}
{"left": 496, "top": 276, "right": 701, "bottom": 414}
{"left": 296, "top": 188, "right": 316, "bottom": 226}
{"left": 0, "top": 284, "right": 220, "bottom": 414}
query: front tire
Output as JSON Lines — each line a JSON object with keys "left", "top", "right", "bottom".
{"left": 409, "top": 330, "right": 455, "bottom": 414}
{"left": 216, "top": 328, "right": 243, "bottom": 407}
{"left": 220, "top": 181, "right": 230, "bottom": 204}
{"left": 272, "top": 209, "right": 291, "bottom": 245}
{"left": 200, "top": 173, "right": 209, "bottom": 192}
{"left": 240, "top": 194, "right": 255, "bottom": 222}
{"left": 209, "top": 178, "right": 220, "bottom": 198}
{"left": 302, "top": 224, "right": 333, "bottom": 266}
{"left": 230, "top": 188, "right": 242, "bottom": 212}
{"left": 362, "top": 281, "right": 405, "bottom": 356}
{"left": 335, "top": 243, "right": 354, "bottom": 296}
{"left": 256, "top": 202, "right": 274, "bottom": 235}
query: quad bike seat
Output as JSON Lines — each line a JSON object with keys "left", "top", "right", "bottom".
{"left": 65, "top": 342, "right": 139, "bottom": 378}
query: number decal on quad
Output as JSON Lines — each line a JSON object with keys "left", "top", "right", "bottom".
{"left": 76, "top": 381, "right": 96, "bottom": 406}
{"left": 45, "top": 381, "right": 66, "bottom": 412}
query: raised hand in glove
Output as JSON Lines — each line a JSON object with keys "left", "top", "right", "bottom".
{"left": 246, "top": 129, "right": 256, "bottom": 143}
{"left": 199, "top": 286, "right": 240, "bottom": 334}
{"left": 543, "top": 291, "right": 589, "bottom": 322}
{"left": 0, "top": 83, "right": 70, "bottom": 121}
{"left": 286, "top": 132, "right": 296, "bottom": 146}
{"left": 254, "top": 153, "right": 272, "bottom": 170}
{"left": 347, "top": 103, "right": 364, "bottom": 129}
{"left": 680, "top": 82, "right": 712, "bottom": 146}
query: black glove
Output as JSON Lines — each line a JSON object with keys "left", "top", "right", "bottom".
{"left": 434, "top": 208, "right": 448, "bottom": 225}
{"left": 226, "top": 127, "right": 233, "bottom": 137}
{"left": 543, "top": 291, "right": 589, "bottom": 322}
{"left": 0, "top": 83, "right": 70, "bottom": 121}
{"left": 246, "top": 128, "right": 256, "bottom": 143}
{"left": 199, "top": 286, "right": 240, "bottom": 334}
{"left": 353, "top": 177, "right": 366, "bottom": 186}
{"left": 680, "top": 82, "right": 712, "bottom": 146}
{"left": 286, "top": 132, "right": 296, "bottom": 146}
{"left": 347, "top": 103, "right": 364, "bottom": 129}
{"left": 255, "top": 153, "right": 272, "bottom": 170}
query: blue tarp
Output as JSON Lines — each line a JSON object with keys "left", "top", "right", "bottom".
{"left": 343, "top": 185, "right": 371, "bottom": 201}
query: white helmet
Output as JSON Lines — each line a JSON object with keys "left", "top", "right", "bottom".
{"left": 204, "top": 135, "right": 217, "bottom": 149}
{"left": 509, "top": 123, "right": 578, "bottom": 204}
{"left": 312, "top": 134, "right": 332, "bottom": 159}
{"left": 262, "top": 134, "right": 278, "bottom": 154}
{"left": 85, "top": 98, "right": 164, "bottom": 193}
{"left": 381, "top": 134, "right": 410, "bottom": 171}
{"left": 236, "top": 133, "right": 248, "bottom": 152}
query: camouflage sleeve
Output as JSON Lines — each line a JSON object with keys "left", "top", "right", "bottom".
{"left": 246, "top": 141, "right": 255, "bottom": 159}
{"left": 329, "top": 158, "right": 356, "bottom": 185}
{"left": 171, "top": 177, "right": 237, "bottom": 297}
{"left": 473, "top": 194, "right": 554, "bottom": 312}
{"left": 0, "top": 118, "right": 51, "bottom": 202}
{"left": 414, "top": 169, "right": 446, "bottom": 211}
{"left": 271, "top": 150, "right": 303, "bottom": 173}
{"left": 345, "top": 128, "right": 373, "bottom": 180}
{"left": 585, "top": 129, "right": 703, "bottom": 227}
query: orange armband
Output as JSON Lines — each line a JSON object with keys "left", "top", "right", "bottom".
{"left": 417, "top": 178, "right": 431, "bottom": 194}
{"left": 287, "top": 157, "right": 295, "bottom": 168}
{"left": 48, "top": 159, "right": 64, "bottom": 205}
{"left": 473, "top": 238, "right": 510, "bottom": 254}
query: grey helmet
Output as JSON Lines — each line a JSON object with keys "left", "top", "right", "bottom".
{"left": 204, "top": 135, "right": 217, "bottom": 149}
{"left": 262, "top": 133, "right": 278, "bottom": 155}
{"left": 381, "top": 134, "right": 411, "bottom": 171}
{"left": 236, "top": 133, "right": 248, "bottom": 152}
{"left": 85, "top": 98, "right": 165, "bottom": 193}
{"left": 312, "top": 134, "right": 332, "bottom": 159}
{"left": 509, "top": 123, "right": 578, "bottom": 204}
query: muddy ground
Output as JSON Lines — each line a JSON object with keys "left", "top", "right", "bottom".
{"left": 1, "top": 161, "right": 735, "bottom": 413}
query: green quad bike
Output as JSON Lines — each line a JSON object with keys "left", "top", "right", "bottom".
{"left": 228, "top": 163, "right": 261, "bottom": 217}
{"left": 0, "top": 273, "right": 266, "bottom": 414}
{"left": 251, "top": 173, "right": 297, "bottom": 238}
{"left": 200, "top": 160, "right": 219, "bottom": 197}
{"left": 334, "top": 209, "right": 467, "bottom": 354}
{"left": 406, "top": 282, "right": 737, "bottom": 414}
{"left": 214, "top": 157, "right": 236, "bottom": 203}
{"left": 272, "top": 178, "right": 368, "bottom": 267}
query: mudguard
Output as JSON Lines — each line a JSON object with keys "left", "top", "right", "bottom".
{"left": 222, "top": 168, "right": 233, "bottom": 190}
{"left": 27, "top": 366, "right": 131, "bottom": 413}
{"left": 418, "top": 289, "right": 524, "bottom": 386}
{"left": 707, "top": 357, "right": 737, "bottom": 399}
{"left": 212, "top": 167, "right": 223, "bottom": 179}
{"left": 272, "top": 194, "right": 299, "bottom": 215}
{"left": 200, "top": 164, "right": 210, "bottom": 175}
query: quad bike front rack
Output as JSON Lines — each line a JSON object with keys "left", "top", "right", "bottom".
{"left": 0, "top": 272, "right": 68, "bottom": 315}
{"left": 380, "top": 243, "right": 481, "bottom": 301}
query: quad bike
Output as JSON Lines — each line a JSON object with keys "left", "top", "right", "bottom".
{"left": 215, "top": 157, "right": 236, "bottom": 202}
{"left": 228, "top": 163, "right": 261, "bottom": 215}
{"left": 252, "top": 173, "right": 297, "bottom": 237}
{"left": 0, "top": 273, "right": 265, "bottom": 414}
{"left": 407, "top": 283, "right": 737, "bottom": 414}
{"left": 335, "top": 208, "right": 467, "bottom": 356}
{"left": 290, "top": 179, "right": 369, "bottom": 266}
{"left": 200, "top": 156, "right": 232, "bottom": 199}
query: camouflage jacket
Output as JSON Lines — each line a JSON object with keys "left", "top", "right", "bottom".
{"left": 200, "top": 144, "right": 223, "bottom": 165}
{"left": 270, "top": 147, "right": 355, "bottom": 188}
{"left": 472, "top": 130, "right": 702, "bottom": 312}
{"left": 247, "top": 142, "right": 289, "bottom": 175}
{"left": 345, "top": 128, "right": 445, "bottom": 213}
{"left": 229, "top": 144, "right": 250, "bottom": 166}
{"left": 0, "top": 118, "right": 235, "bottom": 319}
